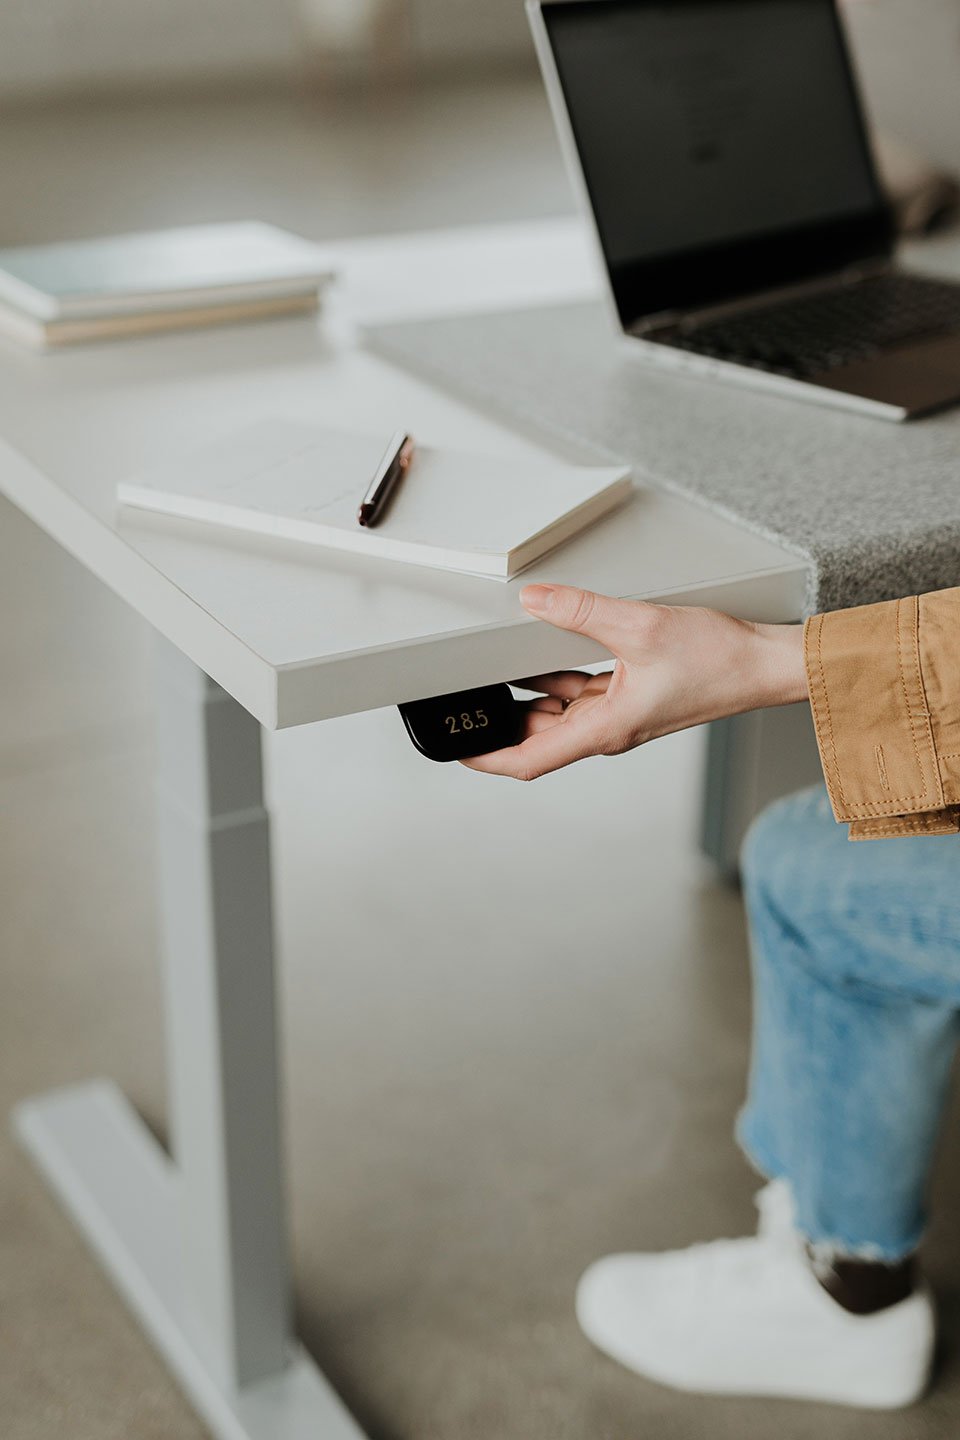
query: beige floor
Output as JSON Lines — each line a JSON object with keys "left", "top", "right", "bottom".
{"left": 4, "top": 74, "right": 960, "bottom": 1440}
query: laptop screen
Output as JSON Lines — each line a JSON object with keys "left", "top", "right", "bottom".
{"left": 539, "top": 0, "right": 893, "bottom": 327}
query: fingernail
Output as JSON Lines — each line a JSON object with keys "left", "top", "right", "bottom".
{"left": 521, "top": 584, "right": 557, "bottom": 613}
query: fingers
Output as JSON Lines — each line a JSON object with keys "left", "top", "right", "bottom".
{"left": 527, "top": 696, "right": 566, "bottom": 714}
{"left": 513, "top": 670, "right": 599, "bottom": 700}
{"left": 522, "top": 709, "right": 563, "bottom": 734}
{"left": 461, "top": 710, "right": 599, "bottom": 779}
{"left": 520, "top": 584, "right": 640, "bottom": 653}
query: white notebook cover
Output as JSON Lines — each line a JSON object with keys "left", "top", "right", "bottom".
{"left": 117, "top": 419, "right": 633, "bottom": 580}
{"left": 0, "top": 222, "right": 336, "bottom": 321}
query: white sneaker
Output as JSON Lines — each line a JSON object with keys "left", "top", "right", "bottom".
{"left": 576, "top": 1200, "right": 936, "bottom": 1409}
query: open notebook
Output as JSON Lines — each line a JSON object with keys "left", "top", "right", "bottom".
{"left": 117, "top": 420, "right": 633, "bottom": 580}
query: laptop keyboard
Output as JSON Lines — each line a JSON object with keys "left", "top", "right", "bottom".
{"left": 663, "top": 271, "right": 960, "bottom": 379}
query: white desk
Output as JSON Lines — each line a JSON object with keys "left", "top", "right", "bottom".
{"left": 0, "top": 218, "right": 807, "bottom": 1440}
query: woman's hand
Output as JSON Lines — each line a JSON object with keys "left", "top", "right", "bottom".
{"left": 462, "top": 584, "right": 808, "bottom": 780}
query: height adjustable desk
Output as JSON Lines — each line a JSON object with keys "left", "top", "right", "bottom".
{"left": 0, "top": 218, "right": 806, "bottom": 1440}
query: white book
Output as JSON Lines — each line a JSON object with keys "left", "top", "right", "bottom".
{"left": 0, "top": 222, "right": 336, "bottom": 322}
{"left": 0, "top": 291, "right": 321, "bottom": 352}
{"left": 117, "top": 419, "right": 633, "bottom": 581}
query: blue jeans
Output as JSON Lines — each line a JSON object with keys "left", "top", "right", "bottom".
{"left": 737, "top": 785, "right": 960, "bottom": 1262}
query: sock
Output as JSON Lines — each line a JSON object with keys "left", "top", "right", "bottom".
{"left": 808, "top": 1247, "right": 917, "bottom": 1316}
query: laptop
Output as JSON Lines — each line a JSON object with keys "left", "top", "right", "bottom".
{"left": 528, "top": 0, "right": 960, "bottom": 420}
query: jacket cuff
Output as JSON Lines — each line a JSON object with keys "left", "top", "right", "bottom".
{"left": 804, "top": 595, "right": 950, "bottom": 831}
{"left": 849, "top": 808, "right": 960, "bottom": 841}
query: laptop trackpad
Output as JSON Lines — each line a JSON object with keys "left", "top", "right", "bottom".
{"left": 812, "top": 332, "right": 960, "bottom": 417}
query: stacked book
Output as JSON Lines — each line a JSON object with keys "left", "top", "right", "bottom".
{"left": 0, "top": 221, "right": 336, "bottom": 349}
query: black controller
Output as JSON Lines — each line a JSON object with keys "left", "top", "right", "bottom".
{"left": 398, "top": 683, "right": 523, "bottom": 762}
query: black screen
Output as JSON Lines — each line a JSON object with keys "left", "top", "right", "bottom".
{"left": 542, "top": 0, "right": 893, "bottom": 325}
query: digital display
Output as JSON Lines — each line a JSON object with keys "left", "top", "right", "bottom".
{"left": 399, "top": 684, "right": 523, "bottom": 763}
{"left": 542, "top": 0, "right": 892, "bottom": 324}
{"left": 444, "top": 706, "right": 493, "bottom": 738}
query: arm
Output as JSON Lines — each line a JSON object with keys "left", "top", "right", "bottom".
{"left": 465, "top": 583, "right": 960, "bottom": 841}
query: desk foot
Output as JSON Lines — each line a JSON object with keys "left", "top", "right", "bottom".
{"left": 12, "top": 1081, "right": 367, "bottom": 1440}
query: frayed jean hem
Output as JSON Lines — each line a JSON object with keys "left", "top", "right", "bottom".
{"left": 736, "top": 1107, "right": 924, "bottom": 1263}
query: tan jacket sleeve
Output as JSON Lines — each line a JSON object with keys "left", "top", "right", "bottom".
{"left": 803, "top": 588, "right": 960, "bottom": 840}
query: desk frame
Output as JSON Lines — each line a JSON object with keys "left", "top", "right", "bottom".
{"left": 14, "top": 640, "right": 363, "bottom": 1440}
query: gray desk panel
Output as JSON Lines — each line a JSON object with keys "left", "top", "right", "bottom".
{"left": 366, "top": 302, "right": 960, "bottom": 613}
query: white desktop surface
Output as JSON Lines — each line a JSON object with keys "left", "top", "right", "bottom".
{"left": 0, "top": 217, "right": 806, "bottom": 728}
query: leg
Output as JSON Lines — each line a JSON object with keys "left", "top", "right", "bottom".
{"left": 575, "top": 784, "right": 956, "bottom": 1407}
{"left": 12, "top": 639, "right": 365, "bottom": 1440}
{"left": 739, "top": 785, "right": 960, "bottom": 1258}
{"left": 154, "top": 639, "right": 290, "bottom": 1387}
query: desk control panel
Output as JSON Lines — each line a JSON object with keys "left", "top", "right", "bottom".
{"left": 398, "top": 684, "right": 523, "bottom": 763}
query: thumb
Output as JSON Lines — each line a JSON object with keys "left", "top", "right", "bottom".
{"left": 520, "top": 584, "right": 635, "bottom": 652}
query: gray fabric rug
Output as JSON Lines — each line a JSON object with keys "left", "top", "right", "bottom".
{"left": 365, "top": 302, "right": 960, "bottom": 614}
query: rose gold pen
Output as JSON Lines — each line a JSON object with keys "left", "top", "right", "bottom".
{"left": 357, "top": 431, "right": 416, "bottom": 528}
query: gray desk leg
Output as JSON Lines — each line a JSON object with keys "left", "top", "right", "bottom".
{"left": 12, "top": 640, "right": 365, "bottom": 1440}
{"left": 700, "top": 704, "right": 824, "bottom": 880}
